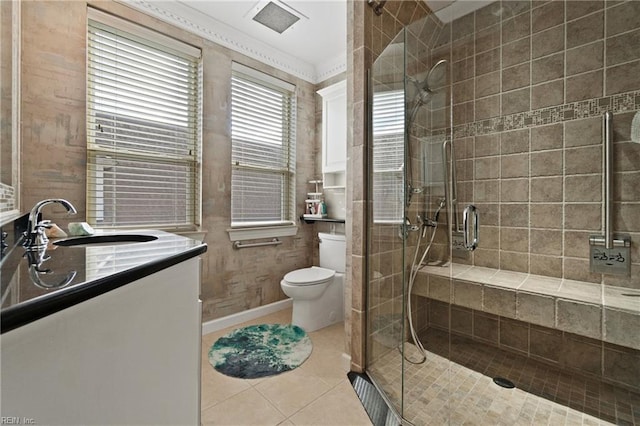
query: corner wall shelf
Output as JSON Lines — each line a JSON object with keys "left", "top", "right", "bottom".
{"left": 299, "top": 215, "right": 346, "bottom": 224}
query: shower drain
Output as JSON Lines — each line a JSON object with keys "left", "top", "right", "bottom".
{"left": 493, "top": 377, "right": 516, "bottom": 389}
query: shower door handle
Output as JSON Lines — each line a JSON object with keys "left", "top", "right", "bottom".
{"left": 462, "top": 205, "right": 479, "bottom": 251}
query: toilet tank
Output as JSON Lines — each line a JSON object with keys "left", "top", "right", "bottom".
{"left": 318, "top": 233, "right": 346, "bottom": 273}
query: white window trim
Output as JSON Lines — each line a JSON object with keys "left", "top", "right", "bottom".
{"left": 232, "top": 62, "right": 294, "bottom": 92}
{"left": 87, "top": 8, "right": 201, "bottom": 59}
{"left": 86, "top": 7, "right": 202, "bottom": 230}
{"left": 228, "top": 62, "right": 297, "bottom": 241}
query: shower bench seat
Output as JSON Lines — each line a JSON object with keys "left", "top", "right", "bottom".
{"left": 413, "top": 264, "right": 640, "bottom": 351}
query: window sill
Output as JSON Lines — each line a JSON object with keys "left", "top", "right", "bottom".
{"left": 227, "top": 224, "right": 298, "bottom": 242}
{"left": 174, "top": 230, "right": 208, "bottom": 242}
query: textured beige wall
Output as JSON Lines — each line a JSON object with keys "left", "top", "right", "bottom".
{"left": 19, "top": 0, "right": 318, "bottom": 322}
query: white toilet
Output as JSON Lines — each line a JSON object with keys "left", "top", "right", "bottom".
{"left": 280, "top": 232, "right": 346, "bottom": 332}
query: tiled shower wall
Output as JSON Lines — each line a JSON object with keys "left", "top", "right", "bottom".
{"left": 358, "top": 0, "right": 640, "bottom": 373}
{"left": 426, "top": 0, "right": 640, "bottom": 286}
{"left": 426, "top": 298, "right": 640, "bottom": 392}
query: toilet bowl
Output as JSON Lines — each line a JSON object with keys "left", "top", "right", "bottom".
{"left": 280, "top": 233, "right": 346, "bottom": 332}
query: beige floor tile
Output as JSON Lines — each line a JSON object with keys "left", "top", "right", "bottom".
{"left": 201, "top": 312, "right": 365, "bottom": 424}
{"left": 201, "top": 362, "right": 251, "bottom": 411}
{"left": 201, "top": 387, "right": 286, "bottom": 426}
{"left": 288, "top": 379, "right": 372, "bottom": 426}
{"left": 297, "top": 347, "right": 347, "bottom": 388}
{"left": 239, "top": 308, "right": 293, "bottom": 328}
{"left": 260, "top": 308, "right": 294, "bottom": 324}
{"left": 308, "top": 322, "right": 347, "bottom": 350}
{"left": 254, "top": 368, "right": 332, "bottom": 417}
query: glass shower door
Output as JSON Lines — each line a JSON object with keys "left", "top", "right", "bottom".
{"left": 366, "top": 28, "right": 409, "bottom": 420}
{"left": 366, "top": 16, "right": 455, "bottom": 422}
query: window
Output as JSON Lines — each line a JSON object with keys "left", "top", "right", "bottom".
{"left": 230, "top": 63, "right": 296, "bottom": 227}
{"left": 86, "top": 9, "right": 201, "bottom": 229}
{"left": 372, "top": 89, "right": 405, "bottom": 223}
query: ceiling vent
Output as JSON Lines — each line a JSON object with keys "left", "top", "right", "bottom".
{"left": 251, "top": 1, "right": 302, "bottom": 34}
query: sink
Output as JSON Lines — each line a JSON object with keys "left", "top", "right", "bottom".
{"left": 53, "top": 234, "right": 158, "bottom": 247}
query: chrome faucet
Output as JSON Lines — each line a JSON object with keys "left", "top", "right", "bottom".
{"left": 23, "top": 199, "right": 77, "bottom": 250}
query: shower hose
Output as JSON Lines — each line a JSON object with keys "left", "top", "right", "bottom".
{"left": 403, "top": 200, "right": 445, "bottom": 364}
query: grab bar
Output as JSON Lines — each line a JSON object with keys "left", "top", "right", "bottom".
{"left": 588, "top": 112, "right": 631, "bottom": 275}
{"left": 604, "top": 111, "right": 613, "bottom": 249}
{"left": 462, "top": 204, "right": 479, "bottom": 251}
{"left": 233, "top": 238, "right": 281, "bottom": 250}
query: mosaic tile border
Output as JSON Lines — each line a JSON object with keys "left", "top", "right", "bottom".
{"left": 453, "top": 90, "right": 640, "bottom": 139}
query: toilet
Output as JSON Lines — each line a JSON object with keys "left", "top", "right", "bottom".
{"left": 280, "top": 232, "right": 346, "bottom": 332}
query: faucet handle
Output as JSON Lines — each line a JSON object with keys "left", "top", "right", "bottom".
{"left": 23, "top": 220, "right": 53, "bottom": 250}
{"left": 36, "top": 220, "right": 52, "bottom": 229}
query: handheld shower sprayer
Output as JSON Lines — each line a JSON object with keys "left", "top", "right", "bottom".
{"left": 404, "top": 197, "right": 447, "bottom": 364}
{"left": 421, "top": 197, "right": 447, "bottom": 230}
{"left": 433, "top": 197, "right": 446, "bottom": 222}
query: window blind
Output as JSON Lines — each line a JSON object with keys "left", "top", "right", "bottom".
{"left": 372, "top": 89, "right": 405, "bottom": 223}
{"left": 231, "top": 63, "right": 296, "bottom": 226}
{"left": 86, "top": 11, "right": 201, "bottom": 229}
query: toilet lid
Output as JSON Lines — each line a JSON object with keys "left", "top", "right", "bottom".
{"left": 284, "top": 266, "right": 335, "bottom": 286}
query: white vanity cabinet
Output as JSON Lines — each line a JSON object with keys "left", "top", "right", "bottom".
{"left": 1, "top": 257, "right": 202, "bottom": 425}
{"left": 318, "top": 80, "right": 347, "bottom": 188}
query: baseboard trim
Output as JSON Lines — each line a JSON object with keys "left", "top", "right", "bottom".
{"left": 341, "top": 352, "right": 351, "bottom": 372}
{"left": 201, "top": 299, "right": 292, "bottom": 335}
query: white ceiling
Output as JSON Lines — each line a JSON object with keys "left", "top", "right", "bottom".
{"left": 179, "top": 1, "right": 346, "bottom": 67}
{"left": 123, "top": 0, "right": 490, "bottom": 83}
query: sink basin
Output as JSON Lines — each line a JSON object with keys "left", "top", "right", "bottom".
{"left": 53, "top": 234, "right": 158, "bottom": 247}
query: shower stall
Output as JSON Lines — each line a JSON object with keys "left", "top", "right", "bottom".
{"left": 365, "top": 1, "right": 640, "bottom": 425}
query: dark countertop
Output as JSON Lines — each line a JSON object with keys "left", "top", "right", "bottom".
{"left": 1, "top": 228, "right": 207, "bottom": 334}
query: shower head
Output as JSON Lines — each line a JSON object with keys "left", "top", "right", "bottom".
{"left": 407, "top": 59, "right": 448, "bottom": 127}
{"left": 422, "top": 59, "right": 448, "bottom": 94}
{"left": 432, "top": 197, "right": 446, "bottom": 222}
{"left": 412, "top": 59, "right": 448, "bottom": 101}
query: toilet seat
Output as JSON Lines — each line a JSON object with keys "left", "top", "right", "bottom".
{"left": 283, "top": 266, "right": 335, "bottom": 286}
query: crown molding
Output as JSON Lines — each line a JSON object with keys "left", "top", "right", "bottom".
{"left": 315, "top": 52, "right": 347, "bottom": 84}
{"left": 119, "top": 0, "right": 346, "bottom": 84}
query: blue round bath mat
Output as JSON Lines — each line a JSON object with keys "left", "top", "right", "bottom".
{"left": 208, "top": 324, "right": 312, "bottom": 379}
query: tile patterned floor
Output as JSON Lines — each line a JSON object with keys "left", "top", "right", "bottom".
{"left": 369, "top": 328, "right": 640, "bottom": 426}
{"left": 200, "top": 308, "right": 372, "bottom": 425}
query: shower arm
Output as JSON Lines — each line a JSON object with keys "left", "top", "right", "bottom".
{"left": 367, "top": 0, "right": 386, "bottom": 16}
